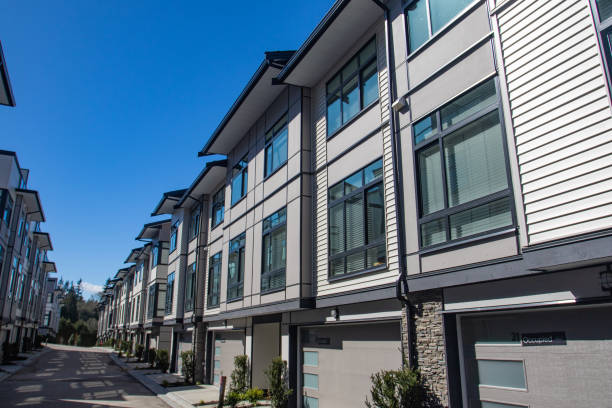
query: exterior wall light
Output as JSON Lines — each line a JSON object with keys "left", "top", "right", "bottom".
{"left": 600, "top": 265, "right": 612, "bottom": 294}
{"left": 330, "top": 307, "right": 340, "bottom": 320}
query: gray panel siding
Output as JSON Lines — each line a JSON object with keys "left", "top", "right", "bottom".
{"left": 497, "top": 0, "right": 612, "bottom": 244}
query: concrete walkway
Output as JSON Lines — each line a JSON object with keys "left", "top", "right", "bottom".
{"left": 0, "top": 346, "right": 50, "bottom": 382}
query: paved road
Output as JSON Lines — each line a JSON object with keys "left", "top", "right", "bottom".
{"left": 0, "top": 343, "right": 170, "bottom": 407}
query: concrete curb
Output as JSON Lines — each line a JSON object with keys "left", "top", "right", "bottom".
{"left": 109, "top": 352, "right": 194, "bottom": 408}
{"left": 0, "top": 347, "right": 51, "bottom": 383}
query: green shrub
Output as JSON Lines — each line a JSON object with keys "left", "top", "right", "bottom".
{"left": 365, "top": 365, "right": 424, "bottom": 408}
{"left": 244, "top": 387, "right": 264, "bottom": 404}
{"left": 224, "top": 390, "right": 242, "bottom": 408}
{"left": 147, "top": 348, "right": 157, "bottom": 367}
{"left": 265, "top": 357, "right": 292, "bottom": 408}
{"left": 229, "top": 355, "right": 250, "bottom": 395}
{"left": 180, "top": 350, "right": 194, "bottom": 384}
{"left": 162, "top": 379, "right": 169, "bottom": 388}
{"left": 135, "top": 344, "right": 144, "bottom": 361}
{"left": 156, "top": 349, "right": 169, "bottom": 373}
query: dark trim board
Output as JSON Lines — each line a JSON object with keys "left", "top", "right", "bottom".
{"left": 202, "top": 298, "right": 315, "bottom": 322}
{"left": 315, "top": 283, "right": 397, "bottom": 308}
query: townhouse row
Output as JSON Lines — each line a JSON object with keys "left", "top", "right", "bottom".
{"left": 98, "top": 0, "right": 612, "bottom": 407}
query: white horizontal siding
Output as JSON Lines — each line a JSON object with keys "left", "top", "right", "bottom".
{"left": 498, "top": 0, "right": 612, "bottom": 244}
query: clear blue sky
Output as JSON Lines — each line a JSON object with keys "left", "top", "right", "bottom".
{"left": 0, "top": 1, "right": 332, "bottom": 298}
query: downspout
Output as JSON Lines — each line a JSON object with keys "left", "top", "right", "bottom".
{"left": 371, "top": 0, "right": 413, "bottom": 369}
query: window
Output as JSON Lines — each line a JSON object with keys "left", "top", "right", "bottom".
{"left": 147, "top": 284, "right": 157, "bottom": 319}
{"left": 169, "top": 221, "right": 179, "bottom": 253}
{"left": 477, "top": 359, "right": 526, "bottom": 389}
{"left": 165, "top": 272, "right": 175, "bottom": 315}
{"left": 47, "top": 292, "right": 53, "bottom": 303}
{"left": 227, "top": 233, "right": 245, "bottom": 301}
{"left": 328, "top": 159, "right": 386, "bottom": 277}
{"left": 1, "top": 190, "right": 13, "bottom": 226}
{"left": 406, "top": 0, "right": 473, "bottom": 52}
{"left": 189, "top": 204, "right": 200, "bottom": 240}
{"left": 261, "top": 208, "right": 287, "bottom": 293}
{"left": 185, "top": 262, "right": 196, "bottom": 312}
{"left": 231, "top": 156, "right": 248, "bottom": 205}
{"left": 135, "top": 296, "right": 140, "bottom": 320}
{"left": 17, "top": 215, "right": 24, "bottom": 237}
{"left": 17, "top": 263, "right": 24, "bottom": 302}
{"left": 44, "top": 312, "right": 51, "bottom": 327}
{"left": 265, "top": 115, "right": 288, "bottom": 176}
{"left": 8, "top": 256, "right": 17, "bottom": 299}
{"left": 414, "top": 78, "right": 513, "bottom": 248}
{"left": 326, "top": 38, "right": 378, "bottom": 136}
{"left": 593, "top": 0, "right": 612, "bottom": 85}
{"left": 212, "top": 188, "right": 225, "bottom": 228}
{"left": 207, "top": 252, "right": 222, "bottom": 308}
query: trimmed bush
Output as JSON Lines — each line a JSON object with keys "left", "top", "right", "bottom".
{"left": 224, "top": 391, "right": 242, "bottom": 408}
{"left": 265, "top": 357, "right": 292, "bottom": 408}
{"left": 180, "top": 350, "right": 194, "bottom": 384}
{"left": 365, "top": 365, "right": 425, "bottom": 408}
{"left": 156, "top": 349, "right": 169, "bottom": 373}
{"left": 229, "top": 355, "right": 250, "bottom": 395}
{"left": 244, "top": 387, "right": 264, "bottom": 404}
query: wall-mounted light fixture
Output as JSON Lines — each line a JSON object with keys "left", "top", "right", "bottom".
{"left": 330, "top": 307, "right": 340, "bottom": 320}
{"left": 600, "top": 265, "right": 612, "bottom": 295}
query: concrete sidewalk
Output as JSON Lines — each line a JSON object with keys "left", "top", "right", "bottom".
{"left": 110, "top": 352, "right": 221, "bottom": 408}
{"left": 0, "top": 346, "right": 51, "bottom": 382}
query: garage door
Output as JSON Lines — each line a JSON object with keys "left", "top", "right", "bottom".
{"left": 460, "top": 305, "right": 612, "bottom": 408}
{"left": 300, "top": 321, "right": 402, "bottom": 408}
{"left": 213, "top": 331, "right": 245, "bottom": 386}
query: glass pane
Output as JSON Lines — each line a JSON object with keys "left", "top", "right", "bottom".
{"left": 441, "top": 79, "right": 497, "bottom": 130}
{"left": 272, "top": 128, "right": 288, "bottom": 171}
{"left": 342, "top": 76, "right": 360, "bottom": 123}
{"left": 359, "top": 39, "right": 376, "bottom": 65}
{"left": 327, "top": 74, "right": 340, "bottom": 94}
{"left": 228, "top": 251, "right": 239, "bottom": 283}
{"left": 329, "top": 204, "right": 345, "bottom": 255}
{"left": 213, "top": 374, "right": 220, "bottom": 384}
{"left": 345, "top": 195, "right": 365, "bottom": 250}
{"left": 214, "top": 360, "right": 220, "bottom": 369}
{"left": 270, "top": 228, "right": 286, "bottom": 272}
{"left": 366, "top": 245, "right": 386, "bottom": 268}
{"left": 330, "top": 257, "right": 345, "bottom": 276}
{"left": 303, "top": 351, "right": 318, "bottom": 367}
{"left": 597, "top": 0, "right": 612, "bottom": 21}
{"left": 327, "top": 90, "right": 342, "bottom": 135}
{"left": 477, "top": 359, "right": 526, "bottom": 389}
{"left": 414, "top": 113, "right": 438, "bottom": 144}
{"left": 303, "top": 373, "right": 319, "bottom": 390}
{"left": 407, "top": 0, "right": 430, "bottom": 52}
{"left": 329, "top": 183, "right": 344, "bottom": 201}
{"left": 481, "top": 402, "right": 527, "bottom": 408}
{"left": 341, "top": 57, "right": 358, "bottom": 82}
{"left": 231, "top": 173, "right": 244, "bottom": 205}
{"left": 366, "top": 184, "right": 385, "bottom": 243}
{"left": 364, "top": 159, "right": 383, "bottom": 184}
{"left": 263, "top": 234, "right": 272, "bottom": 274}
{"left": 444, "top": 111, "right": 508, "bottom": 206}
{"left": 345, "top": 171, "right": 363, "bottom": 194}
{"left": 421, "top": 219, "right": 447, "bottom": 247}
{"left": 361, "top": 60, "right": 378, "bottom": 107}
{"left": 346, "top": 251, "right": 365, "bottom": 273}
{"left": 215, "top": 346, "right": 221, "bottom": 356}
{"left": 273, "top": 115, "right": 287, "bottom": 134}
{"left": 430, "top": 0, "right": 473, "bottom": 33}
{"left": 418, "top": 144, "right": 444, "bottom": 215}
{"left": 265, "top": 144, "right": 274, "bottom": 176}
{"left": 304, "top": 396, "right": 319, "bottom": 408}
{"left": 449, "top": 198, "right": 512, "bottom": 239}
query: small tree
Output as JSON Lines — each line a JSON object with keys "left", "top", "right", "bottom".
{"left": 229, "top": 355, "right": 250, "bottom": 395}
{"left": 180, "top": 350, "right": 194, "bottom": 384}
{"left": 148, "top": 348, "right": 157, "bottom": 367}
{"left": 156, "top": 349, "right": 169, "bottom": 373}
{"left": 365, "top": 365, "right": 424, "bottom": 408}
{"left": 265, "top": 357, "right": 292, "bottom": 408}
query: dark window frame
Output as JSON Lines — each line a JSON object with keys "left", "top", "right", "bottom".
{"left": 211, "top": 188, "right": 225, "bottom": 229}
{"left": 227, "top": 233, "right": 245, "bottom": 302}
{"left": 169, "top": 220, "right": 179, "bottom": 253}
{"left": 165, "top": 272, "right": 175, "bottom": 315}
{"left": 189, "top": 203, "right": 201, "bottom": 241}
{"left": 264, "top": 114, "right": 289, "bottom": 178}
{"left": 185, "top": 262, "right": 196, "bottom": 312}
{"left": 261, "top": 207, "right": 287, "bottom": 294}
{"left": 590, "top": 0, "right": 612, "bottom": 95}
{"left": 326, "top": 37, "right": 379, "bottom": 138}
{"left": 207, "top": 251, "right": 222, "bottom": 308}
{"left": 327, "top": 158, "right": 387, "bottom": 279}
{"left": 147, "top": 284, "right": 158, "bottom": 319}
{"left": 231, "top": 156, "right": 249, "bottom": 206}
{"left": 412, "top": 76, "right": 516, "bottom": 250}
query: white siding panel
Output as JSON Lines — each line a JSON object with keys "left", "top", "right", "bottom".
{"left": 498, "top": 0, "right": 612, "bottom": 244}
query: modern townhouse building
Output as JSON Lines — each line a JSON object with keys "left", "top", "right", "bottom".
{"left": 124, "top": 246, "right": 148, "bottom": 348}
{"left": 0, "top": 150, "right": 55, "bottom": 359}
{"left": 40, "top": 277, "right": 63, "bottom": 338}
{"left": 0, "top": 40, "right": 15, "bottom": 107}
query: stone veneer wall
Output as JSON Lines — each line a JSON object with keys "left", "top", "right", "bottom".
{"left": 402, "top": 290, "right": 448, "bottom": 408}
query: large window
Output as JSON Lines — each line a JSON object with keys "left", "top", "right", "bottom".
{"left": 227, "top": 233, "right": 245, "bottom": 301}
{"left": 326, "top": 38, "right": 378, "bottom": 136}
{"left": 151, "top": 245, "right": 160, "bottom": 267}
{"left": 165, "top": 272, "right": 175, "bottom": 315}
{"left": 328, "top": 159, "right": 386, "bottom": 278}
{"left": 414, "top": 78, "right": 513, "bottom": 248}
{"left": 406, "top": 0, "right": 473, "bottom": 52}
{"left": 189, "top": 204, "right": 200, "bottom": 241}
{"left": 169, "top": 221, "right": 179, "bottom": 253}
{"left": 8, "top": 256, "right": 17, "bottom": 299}
{"left": 1, "top": 190, "right": 13, "bottom": 226}
{"left": 207, "top": 252, "right": 222, "bottom": 307}
{"left": 147, "top": 284, "right": 157, "bottom": 319}
{"left": 265, "top": 115, "right": 288, "bottom": 177}
{"left": 231, "top": 156, "right": 248, "bottom": 205}
{"left": 261, "top": 208, "right": 287, "bottom": 293}
{"left": 185, "top": 262, "right": 196, "bottom": 312}
{"left": 212, "top": 188, "right": 225, "bottom": 228}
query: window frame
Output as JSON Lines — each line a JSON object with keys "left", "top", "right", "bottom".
{"left": 207, "top": 251, "right": 222, "bottom": 308}
{"left": 185, "top": 262, "right": 196, "bottom": 312}
{"left": 261, "top": 207, "right": 287, "bottom": 294}
{"left": 211, "top": 188, "right": 225, "bottom": 229}
{"left": 230, "top": 155, "right": 248, "bottom": 206}
{"left": 165, "top": 272, "right": 175, "bottom": 315}
{"left": 264, "top": 114, "right": 289, "bottom": 178}
{"left": 0, "top": 189, "right": 12, "bottom": 227}
{"left": 227, "top": 233, "right": 246, "bottom": 302}
{"left": 147, "top": 284, "right": 157, "bottom": 319}
{"left": 590, "top": 0, "right": 612, "bottom": 95}
{"left": 412, "top": 76, "right": 516, "bottom": 251}
{"left": 169, "top": 220, "right": 179, "bottom": 253}
{"left": 327, "top": 158, "right": 387, "bottom": 279}
{"left": 326, "top": 37, "right": 379, "bottom": 138}
{"left": 189, "top": 203, "right": 200, "bottom": 241}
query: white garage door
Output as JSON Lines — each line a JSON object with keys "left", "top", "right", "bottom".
{"left": 213, "top": 330, "right": 245, "bottom": 386}
{"left": 300, "top": 321, "right": 402, "bottom": 408}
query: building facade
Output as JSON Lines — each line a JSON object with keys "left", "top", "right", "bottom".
{"left": 98, "top": 1, "right": 612, "bottom": 407}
